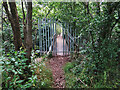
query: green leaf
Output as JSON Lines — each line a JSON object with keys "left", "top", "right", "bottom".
{"left": 11, "top": 58, "right": 15, "bottom": 61}
{"left": 6, "top": 61, "right": 10, "bottom": 64}
{"left": 15, "top": 51, "right": 18, "bottom": 55}
{"left": 12, "top": 70, "right": 17, "bottom": 74}
{"left": 0, "top": 61, "right": 4, "bottom": 64}
{"left": 16, "top": 80, "right": 24, "bottom": 84}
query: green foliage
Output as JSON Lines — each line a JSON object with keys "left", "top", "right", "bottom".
{"left": 1, "top": 49, "right": 31, "bottom": 88}
{"left": 33, "top": 61, "right": 53, "bottom": 88}
{"left": 2, "top": 1, "right": 120, "bottom": 89}
{"left": 1, "top": 49, "right": 53, "bottom": 89}
{"left": 64, "top": 62, "right": 74, "bottom": 73}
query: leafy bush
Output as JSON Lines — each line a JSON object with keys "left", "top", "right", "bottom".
{"left": 1, "top": 49, "right": 33, "bottom": 88}
{"left": 1, "top": 49, "right": 53, "bottom": 89}
{"left": 64, "top": 45, "right": 120, "bottom": 88}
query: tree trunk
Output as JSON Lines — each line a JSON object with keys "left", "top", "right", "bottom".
{"left": 3, "top": 1, "right": 22, "bottom": 51}
{"left": 21, "top": 1, "right": 27, "bottom": 48}
{"left": 26, "top": 1, "right": 32, "bottom": 64}
{"left": 23, "top": 1, "right": 32, "bottom": 83}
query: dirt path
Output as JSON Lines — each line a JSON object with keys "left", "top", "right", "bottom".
{"left": 48, "top": 56, "right": 70, "bottom": 88}
{"left": 46, "top": 34, "right": 70, "bottom": 88}
{"left": 53, "top": 34, "right": 69, "bottom": 56}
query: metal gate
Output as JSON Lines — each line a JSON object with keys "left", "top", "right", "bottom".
{"left": 38, "top": 18, "right": 84, "bottom": 56}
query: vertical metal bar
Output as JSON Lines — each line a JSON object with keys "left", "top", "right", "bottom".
{"left": 65, "top": 23, "right": 67, "bottom": 55}
{"left": 55, "top": 20, "right": 57, "bottom": 55}
{"left": 68, "top": 24, "right": 69, "bottom": 55}
{"left": 38, "top": 18, "right": 40, "bottom": 55}
{"left": 38, "top": 18, "right": 42, "bottom": 55}
{"left": 50, "top": 19, "right": 51, "bottom": 46}
{"left": 50, "top": 19, "right": 52, "bottom": 51}
{"left": 75, "top": 28, "right": 76, "bottom": 52}
{"left": 45, "top": 18, "right": 47, "bottom": 53}
{"left": 62, "top": 24, "right": 64, "bottom": 55}
{"left": 70, "top": 26, "right": 72, "bottom": 53}
{"left": 53, "top": 19, "right": 54, "bottom": 54}
{"left": 42, "top": 19, "right": 45, "bottom": 52}
{"left": 73, "top": 28, "right": 74, "bottom": 52}
{"left": 41, "top": 19, "right": 43, "bottom": 54}
{"left": 48, "top": 19, "right": 50, "bottom": 49}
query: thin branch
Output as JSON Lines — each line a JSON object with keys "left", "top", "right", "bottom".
{"left": 76, "top": 78, "right": 89, "bottom": 87}
{"left": 45, "top": 3, "right": 54, "bottom": 18}
{"left": 110, "top": 17, "right": 120, "bottom": 37}
{"left": 2, "top": 17, "right": 9, "bottom": 25}
{"left": 82, "top": 2, "right": 93, "bottom": 19}
{"left": 108, "top": 2, "right": 120, "bottom": 15}
{"left": 3, "top": 1, "right": 14, "bottom": 26}
{"left": 111, "top": 18, "right": 120, "bottom": 31}
{"left": 21, "top": 0, "right": 27, "bottom": 48}
{"left": 21, "top": 0, "right": 25, "bottom": 20}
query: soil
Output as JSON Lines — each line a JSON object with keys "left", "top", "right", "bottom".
{"left": 48, "top": 56, "right": 70, "bottom": 88}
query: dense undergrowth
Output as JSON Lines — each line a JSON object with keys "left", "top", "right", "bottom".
{"left": 64, "top": 51, "right": 120, "bottom": 88}
{"left": 0, "top": 49, "right": 53, "bottom": 89}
